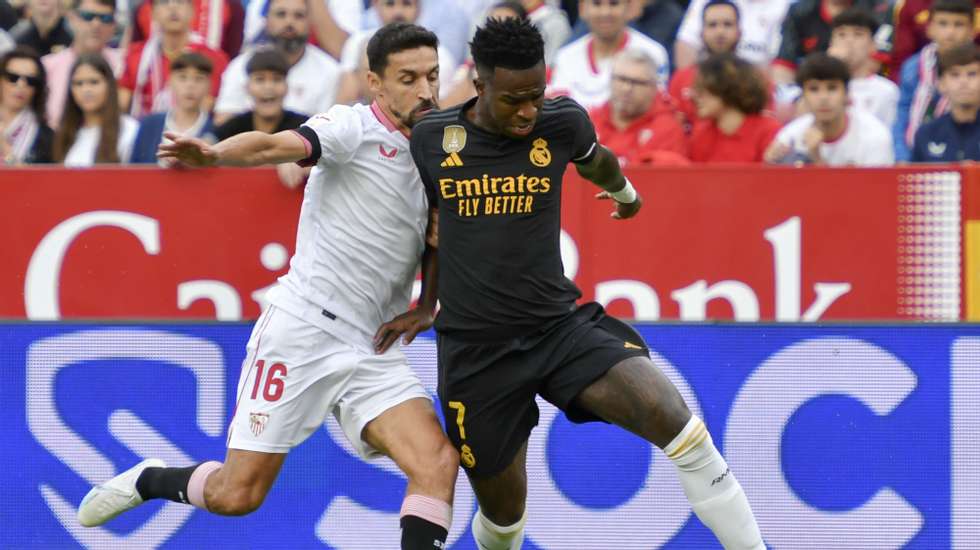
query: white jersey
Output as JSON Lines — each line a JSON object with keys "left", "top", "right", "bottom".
{"left": 244, "top": 0, "right": 362, "bottom": 46}
{"left": 215, "top": 44, "right": 341, "bottom": 117}
{"left": 548, "top": 29, "right": 670, "bottom": 110}
{"left": 775, "top": 107, "right": 895, "bottom": 166}
{"left": 339, "top": 28, "right": 457, "bottom": 97}
{"left": 676, "top": 0, "right": 789, "bottom": 65}
{"left": 849, "top": 74, "right": 900, "bottom": 127}
{"left": 268, "top": 101, "right": 428, "bottom": 350}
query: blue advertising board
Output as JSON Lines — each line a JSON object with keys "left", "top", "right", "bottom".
{"left": 2, "top": 323, "right": 978, "bottom": 549}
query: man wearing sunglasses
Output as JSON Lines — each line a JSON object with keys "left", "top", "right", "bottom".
{"left": 41, "top": 0, "right": 123, "bottom": 126}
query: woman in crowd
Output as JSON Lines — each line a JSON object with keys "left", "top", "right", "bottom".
{"left": 53, "top": 53, "right": 138, "bottom": 166}
{"left": 0, "top": 47, "right": 53, "bottom": 164}
{"left": 689, "top": 53, "right": 781, "bottom": 163}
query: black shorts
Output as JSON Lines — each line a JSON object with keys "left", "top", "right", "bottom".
{"left": 436, "top": 302, "right": 650, "bottom": 478}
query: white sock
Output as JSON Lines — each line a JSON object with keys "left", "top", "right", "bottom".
{"left": 471, "top": 507, "right": 526, "bottom": 550}
{"left": 665, "top": 416, "right": 765, "bottom": 550}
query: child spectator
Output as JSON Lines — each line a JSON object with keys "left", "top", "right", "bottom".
{"left": 54, "top": 53, "right": 138, "bottom": 165}
{"left": 130, "top": 0, "right": 244, "bottom": 59}
{"left": 42, "top": 0, "right": 122, "bottom": 126}
{"left": 0, "top": 46, "right": 52, "bottom": 164}
{"left": 590, "top": 49, "right": 689, "bottom": 165}
{"left": 688, "top": 53, "right": 781, "bottom": 162}
{"left": 827, "top": 8, "right": 899, "bottom": 126}
{"left": 766, "top": 53, "right": 893, "bottom": 166}
{"left": 132, "top": 52, "right": 215, "bottom": 163}
{"left": 912, "top": 44, "right": 980, "bottom": 161}
{"left": 214, "top": 49, "right": 305, "bottom": 140}
{"left": 894, "top": 0, "right": 976, "bottom": 161}
{"left": 119, "top": 0, "right": 228, "bottom": 118}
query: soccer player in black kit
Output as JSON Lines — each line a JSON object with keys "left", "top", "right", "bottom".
{"left": 403, "top": 17, "right": 765, "bottom": 550}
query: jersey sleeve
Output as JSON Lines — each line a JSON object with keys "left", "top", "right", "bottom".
{"left": 560, "top": 98, "right": 599, "bottom": 164}
{"left": 293, "top": 104, "right": 363, "bottom": 167}
{"left": 409, "top": 126, "right": 438, "bottom": 206}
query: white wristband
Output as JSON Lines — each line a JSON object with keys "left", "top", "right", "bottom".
{"left": 609, "top": 179, "right": 637, "bottom": 203}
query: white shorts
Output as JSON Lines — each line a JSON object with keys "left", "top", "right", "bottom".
{"left": 227, "top": 305, "right": 431, "bottom": 458}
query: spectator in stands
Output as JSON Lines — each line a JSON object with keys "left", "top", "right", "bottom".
{"left": 770, "top": 0, "right": 882, "bottom": 87}
{"left": 215, "top": 0, "right": 338, "bottom": 124}
{"left": 245, "top": 0, "right": 357, "bottom": 59}
{"left": 54, "top": 53, "right": 138, "bottom": 165}
{"left": 549, "top": 0, "right": 669, "bottom": 110}
{"left": 0, "top": 46, "right": 51, "bottom": 163}
{"left": 119, "top": 0, "right": 228, "bottom": 118}
{"left": 9, "top": 0, "right": 72, "bottom": 56}
{"left": 688, "top": 53, "right": 780, "bottom": 162}
{"left": 826, "top": 8, "right": 898, "bottom": 126}
{"left": 519, "top": 0, "right": 571, "bottom": 64}
{"left": 567, "top": 0, "right": 681, "bottom": 63}
{"left": 912, "top": 44, "right": 980, "bottom": 161}
{"left": 42, "top": 0, "right": 122, "bottom": 127}
{"left": 336, "top": 0, "right": 455, "bottom": 105}
{"left": 0, "top": 1, "right": 19, "bottom": 30}
{"left": 889, "top": 0, "right": 980, "bottom": 78}
{"left": 675, "top": 0, "right": 788, "bottom": 69}
{"left": 130, "top": 0, "right": 244, "bottom": 59}
{"left": 590, "top": 49, "right": 688, "bottom": 164}
{"left": 0, "top": 29, "right": 13, "bottom": 57}
{"left": 765, "top": 53, "right": 893, "bottom": 165}
{"left": 894, "top": 0, "right": 976, "bottom": 161}
{"left": 670, "top": 0, "right": 741, "bottom": 130}
{"left": 132, "top": 52, "right": 215, "bottom": 163}
{"left": 362, "top": 0, "right": 471, "bottom": 63}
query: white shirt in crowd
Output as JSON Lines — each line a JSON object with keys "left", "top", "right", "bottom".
{"left": 676, "top": 0, "right": 790, "bottom": 65}
{"left": 848, "top": 74, "right": 900, "bottom": 127}
{"left": 268, "top": 101, "right": 428, "bottom": 349}
{"left": 339, "top": 28, "right": 457, "bottom": 97}
{"left": 244, "top": 0, "right": 362, "bottom": 47}
{"left": 549, "top": 28, "right": 670, "bottom": 110}
{"left": 774, "top": 107, "right": 894, "bottom": 166}
{"left": 215, "top": 44, "right": 341, "bottom": 117}
{"left": 64, "top": 115, "right": 139, "bottom": 167}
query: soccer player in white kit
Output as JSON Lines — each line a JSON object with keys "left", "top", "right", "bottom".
{"left": 76, "top": 23, "right": 459, "bottom": 550}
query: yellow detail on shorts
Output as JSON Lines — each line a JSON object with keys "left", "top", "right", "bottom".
{"left": 440, "top": 152, "right": 464, "bottom": 168}
{"left": 529, "top": 138, "right": 551, "bottom": 167}
{"left": 448, "top": 401, "right": 467, "bottom": 440}
{"left": 624, "top": 341, "right": 643, "bottom": 350}
{"left": 460, "top": 444, "right": 477, "bottom": 469}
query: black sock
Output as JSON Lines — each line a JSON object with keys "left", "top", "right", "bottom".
{"left": 400, "top": 515, "right": 448, "bottom": 550}
{"left": 135, "top": 464, "right": 202, "bottom": 504}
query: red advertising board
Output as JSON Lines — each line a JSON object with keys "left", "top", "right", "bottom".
{"left": 1, "top": 166, "right": 964, "bottom": 321}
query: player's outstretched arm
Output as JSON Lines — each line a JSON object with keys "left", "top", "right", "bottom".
{"left": 575, "top": 144, "right": 643, "bottom": 220}
{"left": 156, "top": 130, "right": 308, "bottom": 168}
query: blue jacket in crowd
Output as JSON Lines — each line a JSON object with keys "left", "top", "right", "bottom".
{"left": 131, "top": 113, "right": 216, "bottom": 164}
{"left": 911, "top": 110, "right": 980, "bottom": 162}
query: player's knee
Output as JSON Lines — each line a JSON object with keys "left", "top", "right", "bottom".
{"left": 481, "top": 501, "right": 526, "bottom": 527}
{"left": 433, "top": 440, "right": 460, "bottom": 483}
{"left": 208, "top": 483, "right": 268, "bottom": 516}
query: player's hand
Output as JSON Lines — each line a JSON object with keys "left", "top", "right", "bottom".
{"left": 373, "top": 308, "right": 435, "bottom": 354}
{"left": 276, "top": 163, "right": 308, "bottom": 189}
{"left": 595, "top": 190, "right": 643, "bottom": 219}
{"left": 157, "top": 131, "right": 219, "bottom": 167}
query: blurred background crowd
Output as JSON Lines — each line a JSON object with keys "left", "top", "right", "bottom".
{"left": 2, "top": 0, "right": 979, "bottom": 176}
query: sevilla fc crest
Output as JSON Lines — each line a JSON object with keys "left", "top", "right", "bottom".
{"left": 249, "top": 412, "right": 270, "bottom": 436}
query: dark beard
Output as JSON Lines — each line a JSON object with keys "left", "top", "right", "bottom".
{"left": 273, "top": 34, "right": 307, "bottom": 55}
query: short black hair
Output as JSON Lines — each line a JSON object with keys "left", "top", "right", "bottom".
{"left": 796, "top": 52, "right": 851, "bottom": 87}
{"left": 702, "top": 0, "right": 740, "bottom": 23}
{"left": 931, "top": 0, "right": 975, "bottom": 20}
{"left": 939, "top": 43, "right": 980, "bottom": 75}
{"left": 171, "top": 51, "right": 213, "bottom": 75}
{"left": 366, "top": 22, "right": 439, "bottom": 75}
{"left": 490, "top": 1, "right": 528, "bottom": 19}
{"left": 470, "top": 16, "right": 544, "bottom": 76}
{"left": 246, "top": 48, "right": 290, "bottom": 76}
{"left": 831, "top": 7, "right": 879, "bottom": 34}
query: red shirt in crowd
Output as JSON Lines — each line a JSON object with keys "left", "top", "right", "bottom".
{"left": 590, "top": 95, "right": 690, "bottom": 165}
{"left": 120, "top": 40, "right": 228, "bottom": 117}
{"left": 689, "top": 114, "right": 781, "bottom": 163}
{"left": 133, "top": 0, "right": 244, "bottom": 59}
{"left": 890, "top": 0, "right": 980, "bottom": 78}
{"left": 668, "top": 65, "right": 698, "bottom": 131}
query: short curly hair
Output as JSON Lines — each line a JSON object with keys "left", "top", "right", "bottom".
{"left": 470, "top": 17, "right": 544, "bottom": 77}
{"left": 695, "top": 53, "right": 768, "bottom": 114}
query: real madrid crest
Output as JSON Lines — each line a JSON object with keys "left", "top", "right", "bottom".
{"left": 442, "top": 125, "right": 467, "bottom": 154}
{"left": 529, "top": 138, "right": 551, "bottom": 168}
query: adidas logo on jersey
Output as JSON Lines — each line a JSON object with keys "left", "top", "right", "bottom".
{"left": 441, "top": 152, "right": 464, "bottom": 167}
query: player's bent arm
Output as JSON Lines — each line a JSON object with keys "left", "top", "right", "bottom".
{"left": 575, "top": 144, "right": 628, "bottom": 193}
{"left": 212, "top": 130, "right": 309, "bottom": 167}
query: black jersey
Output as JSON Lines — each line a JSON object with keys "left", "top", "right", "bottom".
{"left": 410, "top": 96, "right": 600, "bottom": 339}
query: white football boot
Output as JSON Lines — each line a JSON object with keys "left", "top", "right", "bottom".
{"left": 77, "top": 458, "right": 166, "bottom": 527}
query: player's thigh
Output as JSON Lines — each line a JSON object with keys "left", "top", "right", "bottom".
{"left": 466, "top": 440, "right": 529, "bottom": 526}
{"left": 361, "top": 397, "right": 458, "bottom": 487}
{"left": 436, "top": 334, "right": 539, "bottom": 481}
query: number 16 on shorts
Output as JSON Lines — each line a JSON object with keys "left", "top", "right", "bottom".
{"left": 449, "top": 401, "right": 476, "bottom": 469}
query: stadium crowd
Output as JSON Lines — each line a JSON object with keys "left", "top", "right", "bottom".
{"left": 2, "top": 0, "right": 980, "bottom": 172}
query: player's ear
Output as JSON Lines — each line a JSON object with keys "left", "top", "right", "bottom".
{"left": 367, "top": 70, "right": 383, "bottom": 96}
{"left": 473, "top": 76, "right": 486, "bottom": 97}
